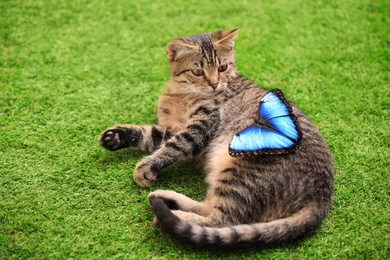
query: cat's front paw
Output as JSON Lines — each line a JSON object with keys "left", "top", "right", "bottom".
{"left": 99, "top": 126, "right": 142, "bottom": 151}
{"left": 133, "top": 158, "right": 157, "bottom": 187}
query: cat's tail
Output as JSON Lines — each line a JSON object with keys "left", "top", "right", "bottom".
{"left": 149, "top": 196, "right": 325, "bottom": 248}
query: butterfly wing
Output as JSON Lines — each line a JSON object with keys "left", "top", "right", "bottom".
{"left": 266, "top": 115, "right": 300, "bottom": 141}
{"left": 229, "top": 126, "right": 263, "bottom": 153}
{"left": 229, "top": 89, "right": 301, "bottom": 157}
{"left": 260, "top": 89, "right": 291, "bottom": 120}
{"left": 229, "top": 125, "right": 297, "bottom": 157}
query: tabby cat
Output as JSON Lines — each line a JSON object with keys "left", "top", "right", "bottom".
{"left": 99, "top": 29, "right": 334, "bottom": 248}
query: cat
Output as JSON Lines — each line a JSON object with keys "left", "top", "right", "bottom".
{"left": 99, "top": 29, "right": 334, "bottom": 248}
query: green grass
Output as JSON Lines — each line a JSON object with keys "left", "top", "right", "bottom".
{"left": 1, "top": 0, "right": 389, "bottom": 258}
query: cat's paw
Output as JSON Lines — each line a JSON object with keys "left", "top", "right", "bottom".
{"left": 133, "top": 158, "right": 157, "bottom": 187}
{"left": 148, "top": 190, "right": 180, "bottom": 210}
{"left": 99, "top": 126, "right": 142, "bottom": 151}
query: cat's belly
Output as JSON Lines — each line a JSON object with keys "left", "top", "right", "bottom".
{"left": 157, "top": 95, "right": 189, "bottom": 134}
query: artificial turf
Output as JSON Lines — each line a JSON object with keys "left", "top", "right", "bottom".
{"left": 1, "top": 0, "right": 389, "bottom": 259}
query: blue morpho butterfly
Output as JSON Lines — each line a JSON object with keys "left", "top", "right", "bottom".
{"left": 229, "top": 89, "right": 302, "bottom": 157}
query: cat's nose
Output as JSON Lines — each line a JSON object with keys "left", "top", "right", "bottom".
{"left": 210, "top": 82, "right": 218, "bottom": 89}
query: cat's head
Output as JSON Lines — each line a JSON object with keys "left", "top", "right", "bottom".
{"left": 166, "top": 29, "right": 239, "bottom": 95}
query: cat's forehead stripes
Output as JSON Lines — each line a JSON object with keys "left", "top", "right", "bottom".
{"left": 200, "top": 41, "right": 218, "bottom": 67}
{"left": 187, "top": 33, "right": 219, "bottom": 67}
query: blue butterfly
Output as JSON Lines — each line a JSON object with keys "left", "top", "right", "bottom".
{"left": 229, "top": 89, "right": 302, "bottom": 157}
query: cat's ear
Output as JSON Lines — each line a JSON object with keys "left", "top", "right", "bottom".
{"left": 167, "top": 39, "right": 196, "bottom": 61}
{"left": 213, "top": 28, "right": 240, "bottom": 48}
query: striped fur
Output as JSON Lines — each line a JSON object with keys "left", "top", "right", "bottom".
{"left": 99, "top": 29, "right": 334, "bottom": 247}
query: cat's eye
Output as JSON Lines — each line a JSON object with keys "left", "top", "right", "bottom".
{"left": 191, "top": 69, "right": 204, "bottom": 77}
{"left": 218, "top": 64, "right": 228, "bottom": 72}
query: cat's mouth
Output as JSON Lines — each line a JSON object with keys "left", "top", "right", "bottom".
{"left": 199, "top": 82, "right": 225, "bottom": 91}
{"left": 198, "top": 84, "right": 223, "bottom": 95}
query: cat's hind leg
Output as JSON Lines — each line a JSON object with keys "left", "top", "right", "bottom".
{"left": 99, "top": 125, "right": 171, "bottom": 152}
{"left": 170, "top": 210, "right": 212, "bottom": 226}
{"left": 149, "top": 194, "right": 219, "bottom": 227}
{"left": 148, "top": 190, "right": 211, "bottom": 216}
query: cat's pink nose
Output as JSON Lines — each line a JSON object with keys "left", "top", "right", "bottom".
{"left": 210, "top": 83, "right": 218, "bottom": 89}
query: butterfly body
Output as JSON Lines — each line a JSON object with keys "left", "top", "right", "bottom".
{"left": 229, "top": 89, "right": 302, "bottom": 157}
